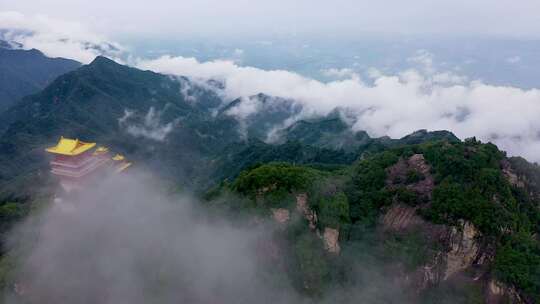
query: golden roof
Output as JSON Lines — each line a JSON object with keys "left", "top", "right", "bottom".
{"left": 112, "top": 154, "right": 125, "bottom": 161}
{"left": 46, "top": 137, "right": 96, "bottom": 156}
{"left": 93, "top": 146, "right": 109, "bottom": 155}
{"left": 115, "top": 162, "right": 132, "bottom": 173}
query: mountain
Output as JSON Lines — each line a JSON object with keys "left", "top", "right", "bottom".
{"left": 0, "top": 55, "right": 538, "bottom": 303}
{"left": 282, "top": 116, "right": 459, "bottom": 153}
{"left": 0, "top": 56, "right": 458, "bottom": 199}
{"left": 208, "top": 138, "right": 540, "bottom": 303}
{"left": 217, "top": 93, "right": 302, "bottom": 140}
{"left": 0, "top": 56, "right": 235, "bottom": 198}
{"left": 0, "top": 42, "right": 81, "bottom": 112}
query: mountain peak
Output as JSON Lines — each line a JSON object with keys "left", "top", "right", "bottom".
{"left": 89, "top": 55, "right": 118, "bottom": 66}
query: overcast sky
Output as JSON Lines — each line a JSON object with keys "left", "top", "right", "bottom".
{"left": 3, "top": 1, "right": 540, "bottom": 162}
{"left": 3, "top": 0, "right": 540, "bottom": 38}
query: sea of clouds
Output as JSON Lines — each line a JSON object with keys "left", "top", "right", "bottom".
{"left": 2, "top": 11, "right": 540, "bottom": 162}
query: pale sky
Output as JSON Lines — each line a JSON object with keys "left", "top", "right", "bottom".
{"left": 2, "top": 0, "right": 540, "bottom": 38}
{"left": 2, "top": 1, "right": 540, "bottom": 163}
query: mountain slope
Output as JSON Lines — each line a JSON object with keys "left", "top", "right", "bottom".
{"left": 0, "top": 56, "right": 234, "bottom": 198}
{"left": 0, "top": 54, "right": 539, "bottom": 303}
{"left": 217, "top": 93, "right": 302, "bottom": 140}
{"left": 0, "top": 43, "right": 81, "bottom": 111}
{"left": 0, "top": 56, "right": 461, "bottom": 199}
{"left": 283, "top": 116, "right": 459, "bottom": 153}
{"left": 209, "top": 138, "right": 540, "bottom": 303}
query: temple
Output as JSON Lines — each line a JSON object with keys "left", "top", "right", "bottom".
{"left": 46, "top": 137, "right": 131, "bottom": 191}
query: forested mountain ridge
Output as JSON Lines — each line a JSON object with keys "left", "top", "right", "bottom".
{"left": 0, "top": 56, "right": 233, "bottom": 198}
{"left": 207, "top": 139, "right": 540, "bottom": 303}
{"left": 0, "top": 56, "right": 458, "bottom": 199}
{"left": 0, "top": 55, "right": 538, "bottom": 303}
{"left": 0, "top": 41, "right": 81, "bottom": 112}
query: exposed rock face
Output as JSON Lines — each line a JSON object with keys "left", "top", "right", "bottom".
{"left": 295, "top": 193, "right": 341, "bottom": 254}
{"left": 408, "top": 154, "right": 430, "bottom": 174}
{"left": 323, "top": 227, "right": 340, "bottom": 254}
{"left": 488, "top": 279, "right": 504, "bottom": 297}
{"left": 386, "top": 153, "right": 435, "bottom": 200}
{"left": 257, "top": 183, "right": 277, "bottom": 196}
{"left": 271, "top": 208, "right": 290, "bottom": 224}
{"left": 382, "top": 203, "right": 424, "bottom": 231}
{"left": 393, "top": 220, "right": 484, "bottom": 292}
{"left": 418, "top": 252, "right": 445, "bottom": 289}
{"left": 296, "top": 193, "right": 317, "bottom": 230}
{"left": 444, "top": 220, "right": 480, "bottom": 279}
{"left": 386, "top": 156, "right": 483, "bottom": 279}
{"left": 377, "top": 154, "right": 534, "bottom": 302}
{"left": 501, "top": 159, "right": 525, "bottom": 188}
{"left": 383, "top": 154, "right": 434, "bottom": 233}
{"left": 384, "top": 153, "right": 440, "bottom": 265}
{"left": 407, "top": 154, "right": 435, "bottom": 197}
{"left": 486, "top": 279, "right": 527, "bottom": 304}
{"left": 383, "top": 155, "right": 490, "bottom": 292}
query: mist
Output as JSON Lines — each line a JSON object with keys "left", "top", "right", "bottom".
{"left": 3, "top": 172, "right": 302, "bottom": 303}
{"left": 0, "top": 168, "right": 426, "bottom": 304}
{"left": 3, "top": 0, "right": 540, "bottom": 38}
{"left": 139, "top": 54, "right": 540, "bottom": 163}
{"left": 4, "top": 11, "right": 540, "bottom": 163}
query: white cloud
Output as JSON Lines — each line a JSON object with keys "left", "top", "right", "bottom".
{"left": 321, "top": 68, "right": 359, "bottom": 79}
{"left": 119, "top": 107, "right": 177, "bottom": 141}
{"left": 225, "top": 96, "right": 261, "bottom": 120}
{"left": 407, "top": 50, "right": 467, "bottom": 85}
{"left": 138, "top": 55, "right": 540, "bottom": 162}
{"left": 223, "top": 96, "right": 259, "bottom": 139}
{"left": 506, "top": 56, "right": 521, "bottom": 64}
{"left": 0, "top": 11, "right": 124, "bottom": 63}
{"left": 3, "top": 1, "right": 540, "bottom": 38}
{"left": 233, "top": 48, "right": 244, "bottom": 57}
{"left": 3, "top": 11, "right": 540, "bottom": 162}
{"left": 408, "top": 49, "right": 435, "bottom": 74}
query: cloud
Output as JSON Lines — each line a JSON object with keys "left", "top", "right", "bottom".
{"left": 225, "top": 96, "right": 262, "bottom": 121}
{"left": 407, "top": 50, "right": 467, "bottom": 85}
{"left": 138, "top": 54, "right": 540, "bottom": 162}
{"left": 221, "top": 94, "right": 302, "bottom": 141}
{"left": 4, "top": 173, "right": 305, "bottom": 303}
{"left": 321, "top": 68, "right": 359, "bottom": 79}
{"left": 0, "top": 11, "right": 124, "bottom": 63}
{"left": 4, "top": 170, "right": 422, "bottom": 303}
{"left": 232, "top": 48, "right": 244, "bottom": 57}
{"left": 2, "top": 11, "right": 540, "bottom": 162}
{"left": 3, "top": 1, "right": 540, "bottom": 38}
{"left": 506, "top": 56, "right": 521, "bottom": 64}
{"left": 118, "top": 107, "right": 177, "bottom": 141}
{"left": 408, "top": 49, "right": 435, "bottom": 74}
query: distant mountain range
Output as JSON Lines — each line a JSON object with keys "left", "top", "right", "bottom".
{"left": 0, "top": 55, "right": 457, "bottom": 199}
{"left": 0, "top": 47, "right": 538, "bottom": 303}
{"left": 0, "top": 41, "right": 81, "bottom": 112}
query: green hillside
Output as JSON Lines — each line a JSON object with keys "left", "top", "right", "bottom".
{"left": 0, "top": 43, "right": 81, "bottom": 112}
{"left": 207, "top": 139, "right": 540, "bottom": 303}
{"left": 0, "top": 56, "right": 538, "bottom": 303}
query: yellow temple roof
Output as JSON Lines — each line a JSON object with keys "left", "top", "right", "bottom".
{"left": 93, "top": 146, "right": 109, "bottom": 155}
{"left": 46, "top": 137, "right": 96, "bottom": 156}
{"left": 112, "top": 154, "right": 125, "bottom": 161}
{"left": 115, "top": 162, "right": 132, "bottom": 173}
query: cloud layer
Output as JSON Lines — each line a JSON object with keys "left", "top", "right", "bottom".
{"left": 138, "top": 54, "right": 540, "bottom": 162}
{"left": 118, "top": 107, "right": 177, "bottom": 141}
{"left": 5, "top": 171, "right": 420, "bottom": 303}
{"left": 3, "top": 11, "right": 540, "bottom": 162}
{"left": 3, "top": 1, "right": 540, "bottom": 38}
{"left": 5, "top": 173, "right": 303, "bottom": 303}
{"left": 0, "top": 11, "right": 124, "bottom": 63}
